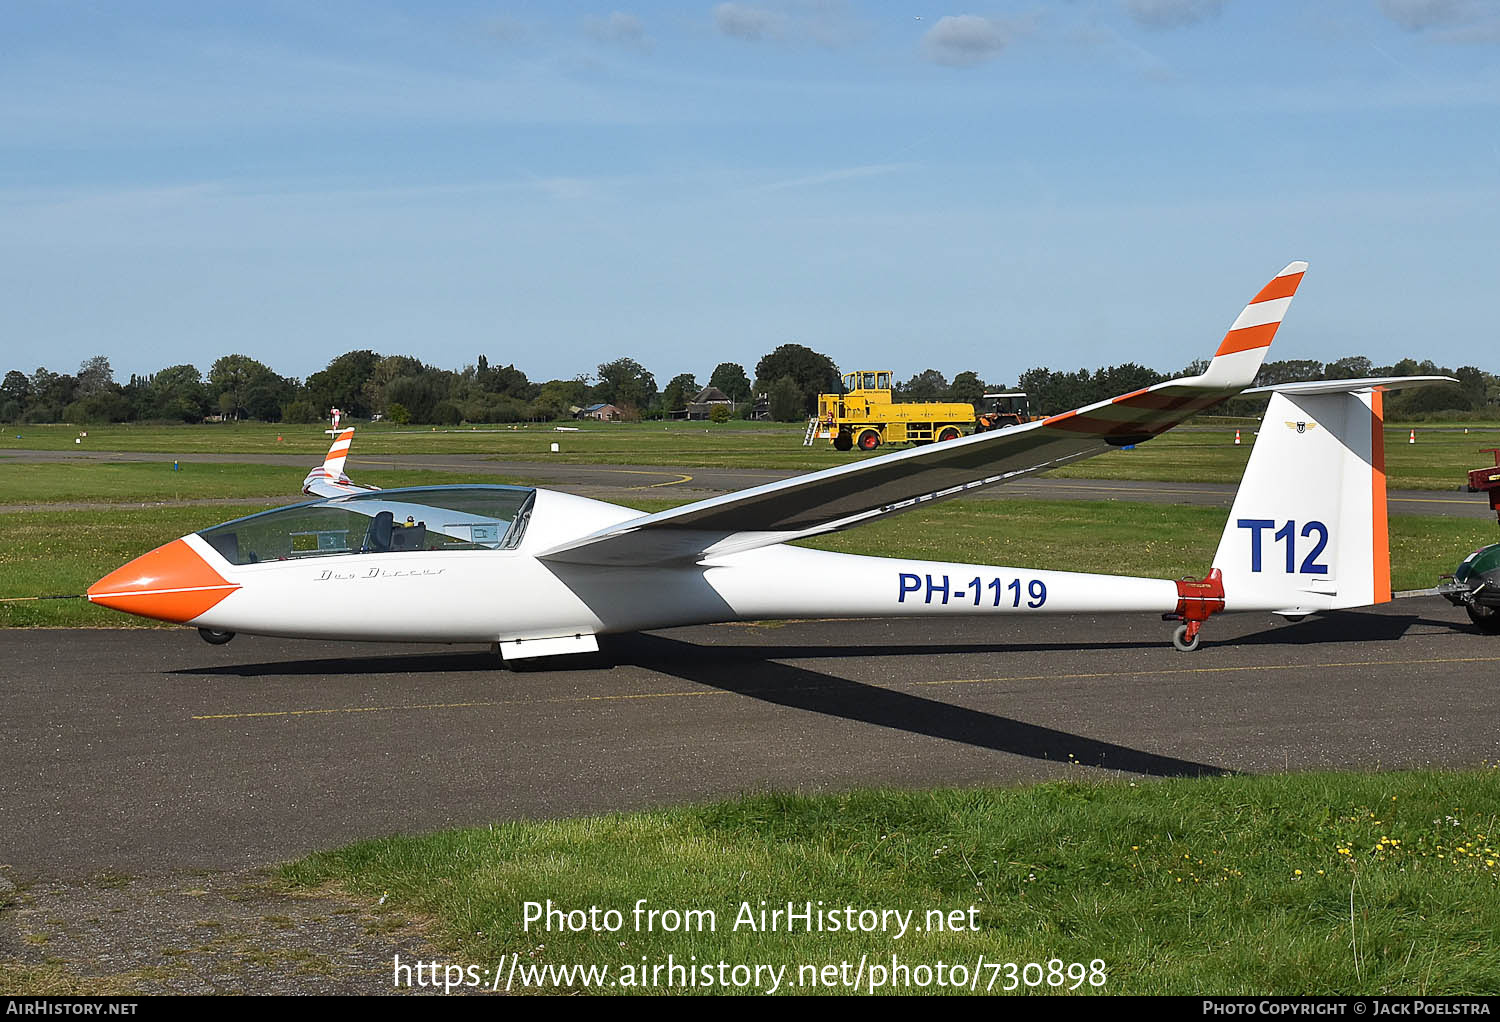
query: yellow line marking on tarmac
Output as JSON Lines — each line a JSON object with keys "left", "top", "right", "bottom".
{"left": 1391, "top": 497, "right": 1483, "bottom": 506}
{"left": 193, "top": 654, "right": 1500, "bottom": 722}
{"left": 920, "top": 654, "right": 1500, "bottom": 688}
{"left": 193, "top": 687, "right": 725, "bottom": 720}
{"left": 624, "top": 471, "right": 694, "bottom": 489}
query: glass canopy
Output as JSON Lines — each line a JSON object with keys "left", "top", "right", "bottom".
{"left": 197, "top": 485, "right": 535, "bottom": 565}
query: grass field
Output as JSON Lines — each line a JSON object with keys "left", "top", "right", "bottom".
{"left": 4, "top": 419, "right": 1498, "bottom": 489}
{"left": 282, "top": 769, "right": 1500, "bottom": 995}
{"left": 3, "top": 497, "right": 1492, "bottom": 628}
{"left": 0, "top": 461, "right": 534, "bottom": 506}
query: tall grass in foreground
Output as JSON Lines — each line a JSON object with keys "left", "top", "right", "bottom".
{"left": 283, "top": 771, "right": 1500, "bottom": 995}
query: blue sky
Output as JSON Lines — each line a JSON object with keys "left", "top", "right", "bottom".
{"left": 3, "top": 0, "right": 1497, "bottom": 387}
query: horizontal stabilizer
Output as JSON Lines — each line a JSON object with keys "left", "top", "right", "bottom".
{"left": 1245, "top": 376, "right": 1457, "bottom": 396}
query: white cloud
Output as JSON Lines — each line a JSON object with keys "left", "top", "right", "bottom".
{"left": 709, "top": 1, "right": 868, "bottom": 48}
{"left": 714, "top": 3, "right": 785, "bottom": 41}
{"left": 1123, "top": 0, "right": 1227, "bottom": 30}
{"left": 1378, "top": 0, "right": 1500, "bottom": 41}
{"left": 921, "top": 15, "right": 1019, "bottom": 68}
{"left": 480, "top": 16, "right": 528, "bottom": 45}
{"left": 585, "top": 11, "right": 651, "bottom": 51}
{"left": 1379, "top": 0, "right": 1470, "bottom": 30}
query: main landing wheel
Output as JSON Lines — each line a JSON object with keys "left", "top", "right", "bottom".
{"left": 1467, "top": 602, "right": 1500, "bottom": 634}
{"left": 198, "top": 628, "right": 235, "bottom": 645}
{"left": 1171, "top": 623, "right": 1201, "bottom": 653}
{"left": 856, "top": 429, "right": 881, "bottom": 452}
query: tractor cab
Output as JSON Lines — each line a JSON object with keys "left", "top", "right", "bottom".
{"left": 977, "top": 392, "right": 1033, "bottom": 432}
{"left": 821, "top": 371, "right": 892, "bottom": 425}
{"left": 841, "top": 371, "right": 893, "bottom": 402}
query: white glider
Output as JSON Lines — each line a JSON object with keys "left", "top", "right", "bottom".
{"left": 85, "top": 263, "right": 1455, "bottom": 658}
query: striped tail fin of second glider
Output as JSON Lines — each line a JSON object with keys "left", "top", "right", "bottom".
{"left": 302, "top": 428, "right": 378, "bottom": 497}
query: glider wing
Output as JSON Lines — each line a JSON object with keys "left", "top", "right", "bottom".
{"left": 538, "top": 262, "right": 1309, "bottom": 566}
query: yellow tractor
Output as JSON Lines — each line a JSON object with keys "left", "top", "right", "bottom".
{"left": 806, "top": 370, "right": 982, "bottom": 452}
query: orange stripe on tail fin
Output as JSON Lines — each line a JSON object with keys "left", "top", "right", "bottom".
{"left": 1371, "top": 391, "right": 1391, "bottom": 604}
{"left": 322, "top": 427, "right": 355, "bottom": 481}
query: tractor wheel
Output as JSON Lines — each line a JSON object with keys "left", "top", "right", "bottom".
{"left": 1467, "top": 602, "right": 1500, "bottom": 634}
{"left": 833, "top": 431, "right": 853, "bottom": 451}
{"left": 936, "top": 426, "right": 963, "bottom": 443}
{"left": 856, "top": 429, "right": 881, "bottom": 452}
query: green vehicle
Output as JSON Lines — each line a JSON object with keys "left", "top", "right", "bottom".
{"left": 1441, "top": 542, "right": 1500, "bottom": 633}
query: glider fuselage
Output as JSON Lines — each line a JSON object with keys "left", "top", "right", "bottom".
{"left": 88, "top": 485, "right": 1184, "bottom": 650}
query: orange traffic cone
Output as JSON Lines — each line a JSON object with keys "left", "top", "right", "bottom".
{"left": 1234, "top": 429, "right": 1241, "bottom": 445}
{"left": 1409, "top": 429, "right": 1416, "bottom": 444}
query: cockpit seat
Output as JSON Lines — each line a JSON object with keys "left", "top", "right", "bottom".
{"left": 389, "top": 523, "right": 426, "bottom": 552}
{"left": 364, "top": 511, "right": 394, "bottom": 553}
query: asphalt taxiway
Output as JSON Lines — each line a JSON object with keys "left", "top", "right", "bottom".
{"left": 1, "top": 448, "right": 1490, "bottom": 516}
{"left": 2, "top": 603, "right": 1496, "bottom": 881}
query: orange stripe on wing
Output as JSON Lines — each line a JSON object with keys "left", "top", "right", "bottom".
{"left": 1252, "top": 271, "right": 1304, "bottom": 304}
{"left": 1215, "top": 321, "right": 1281, "bottom": 357}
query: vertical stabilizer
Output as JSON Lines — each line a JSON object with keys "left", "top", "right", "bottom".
{"left": 1213, "top": 388, "right": 1389, "bottom": 614}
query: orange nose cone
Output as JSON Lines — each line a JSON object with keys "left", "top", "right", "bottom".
{"left": 87, "top": 538, "right": 239, "bottom": 623}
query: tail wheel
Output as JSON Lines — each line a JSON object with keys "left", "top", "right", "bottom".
{"left": 1467, "top": 602, "right": 1500, "bottom": 634}
{"left": 936, "top": 426, "right": 963, "bottom": 443}
{"left": 856, "top": 429, "right": 881, "bottom": 452}
{"left": 833, "top": 431, "right": 853, "bottom": 451}
{"left": 1171, "top": 623, "right": 1201, "bottom": 652}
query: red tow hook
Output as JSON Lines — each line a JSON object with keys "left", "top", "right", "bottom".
{"left": 1166, "top": 568, "right": 1226, "bottom": 651}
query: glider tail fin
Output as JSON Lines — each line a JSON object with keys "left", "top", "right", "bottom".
{"left": 322, "top": 427, "right": 354, "bottom": 481}
{"left": 302, "top": 427, "right": 377, "bottom": 497}
{"left": 1212, "top": 387, "right": 1389, "bottom": 615}
{"left": 1211, "top": 376, "right": 1453, "bottom": 615}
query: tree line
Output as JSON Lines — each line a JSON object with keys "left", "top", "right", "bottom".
{"left": 2, "top": 346, "right": 1495, "bottom": 426}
